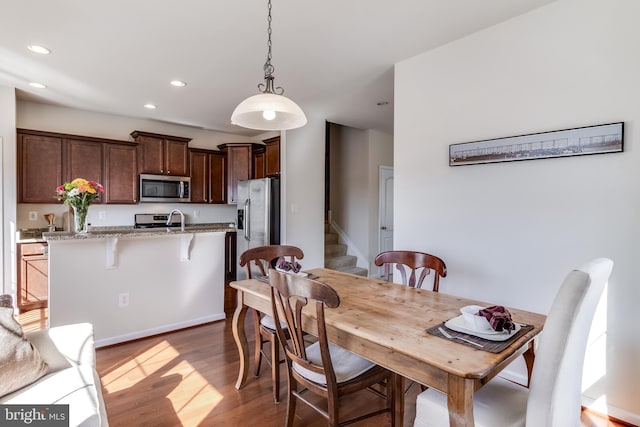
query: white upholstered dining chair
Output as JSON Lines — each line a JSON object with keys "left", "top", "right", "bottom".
{"left": 413, "top": 257, "right": 613, "bottom": 427}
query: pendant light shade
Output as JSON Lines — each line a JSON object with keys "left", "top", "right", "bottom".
{"left": 231, "top": 0, "right": 307, "bottom": 131}
{"left": 231, "top": 93, "right": 307, "bottom": 131}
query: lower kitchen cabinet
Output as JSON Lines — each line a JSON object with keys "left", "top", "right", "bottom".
{"left": 17, "top": 242, "right": 49, "bottom": 312}
{"left": 224, "top": 231, "right": 237, "bottom": 315}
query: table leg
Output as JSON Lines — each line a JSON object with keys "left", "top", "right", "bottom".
{"left": 390, "top": 373, "right": 404, "bottom": 427}
{"left": 523, "top": 341, "right": 536, "bottom": 387}
{"left": 447, "top": 375, "right": 475, "bottom": 427}
{"left": 232, "top": 296, "right": 249, "bottom": 389}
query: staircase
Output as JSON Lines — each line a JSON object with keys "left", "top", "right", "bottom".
{"left": 324, "top": 224, "right": 368, "bottom": 277}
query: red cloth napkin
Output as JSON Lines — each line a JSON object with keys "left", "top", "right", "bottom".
{"left": 478, "top": 306, "right": 515, "bottom": 333}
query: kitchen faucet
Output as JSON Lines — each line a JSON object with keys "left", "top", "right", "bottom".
{"left": 166, "top": 209, "right": 185, "bottom": 231}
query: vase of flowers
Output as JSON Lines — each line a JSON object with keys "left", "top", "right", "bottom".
{"left": 55, "top": 178, "right": 104, "bottom": 234}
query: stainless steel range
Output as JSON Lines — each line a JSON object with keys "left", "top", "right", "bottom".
{"left": 134, "top": 213, "right": 183, "bottom": 229}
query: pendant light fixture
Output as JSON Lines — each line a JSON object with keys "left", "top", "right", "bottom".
{"left": 231, "top": 0, "right": 307, "bottom": 131}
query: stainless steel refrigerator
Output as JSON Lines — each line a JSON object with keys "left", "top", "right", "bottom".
{"left": 236, "top": 177, "right": 280, "bottom": 280}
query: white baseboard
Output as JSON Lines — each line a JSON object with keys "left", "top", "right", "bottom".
{"left": 581, "top": 395, "right": 640, "bottom": 426}
{"left": 499, "top": 364, "right": 640, "bottom": 426}
{"left": 496, "top": 366, "right": 528, "bottom": 386}
{"left": 95, "top": 313, "right": 226, "bottom": 348}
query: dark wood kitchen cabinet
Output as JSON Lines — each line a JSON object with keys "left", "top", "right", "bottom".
{"left": 251, "top": 136, "right": 280, "bottom": 180}
{"left": 17, "top": 242, "right": 48, "bottom": 312}
{"left": 17, "top": 128, "right": 138, "bottom": 205}
{"left": 64, "top": 138, "right": 104, "bottom": 204}
{"left": 131, "top": 130, "right": 191, "bottom": 176}
{"left": 104, "top": 143, "right": 138, "bottom": 203}
{"left": 224, "top": 231, "right": 237, "bottom": 315}
{"left": 189, "top": 149, "right": 226, "bottom": 204}
{"left": 217, "top": 143, "right": 263, "bottom": 204}
{"left": 18, "top": 131, "right": 63, "bottom": 203}
{"left": 263, "top": 136, "right": 280, "bottom": 177}
{"left": 253, "top": 146, "right": 266, "bottom": 179}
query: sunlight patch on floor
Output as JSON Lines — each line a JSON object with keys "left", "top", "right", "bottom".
{"left": 100, "top": 340, "right": 223, "bottom": 426}
{"left": 167, "top": 360, "right": 224, "bottom": 425}
{"left": 101, "top": 340, "right": 180, "bottom": 392}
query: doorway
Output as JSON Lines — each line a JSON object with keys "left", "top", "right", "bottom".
{"left": 377, "top": 165, "right": 394, "bottom": 277}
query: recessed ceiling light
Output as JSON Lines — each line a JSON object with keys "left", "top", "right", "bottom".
{"left": 27, "top": 45, "right": 51, "bottom": 55}
{"left": 144, "top": 103, "right": 157, "bottom": 109}
{"left": 170, "top": 80, "right": 187, "bottom": 87}
{"left": 29, "top": 82, "right": 46, "bottom": 89}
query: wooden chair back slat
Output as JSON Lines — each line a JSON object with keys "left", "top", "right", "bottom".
{"left": 374, "top": 250, "right": 447, "bottom": 291}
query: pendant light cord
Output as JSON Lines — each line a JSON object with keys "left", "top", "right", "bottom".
{"left": 259, "top": 0, "right": 284, "bottom": 95}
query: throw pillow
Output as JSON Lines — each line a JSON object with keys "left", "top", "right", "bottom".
{"left": 0, "top": 302, "right": 49, "bottom": 398}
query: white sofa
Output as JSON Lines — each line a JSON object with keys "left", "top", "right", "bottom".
{"left": 0, "top": 323, "right": 109, "bottom": 427}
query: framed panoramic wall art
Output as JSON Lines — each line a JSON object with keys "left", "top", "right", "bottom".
{"left": 449, "top": 122, "right": 623, "bottom": 166}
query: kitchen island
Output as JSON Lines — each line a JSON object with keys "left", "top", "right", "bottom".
{"left": 44, "top": 224, "right": 235, "bottom": 347}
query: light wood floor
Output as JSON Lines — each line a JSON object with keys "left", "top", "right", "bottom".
{"left": 19, "top": 309, "right": 631, "bottom": 427}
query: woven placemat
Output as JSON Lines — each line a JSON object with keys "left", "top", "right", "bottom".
{"left": 426, "top": 322, "right": 534, "bottom": 353}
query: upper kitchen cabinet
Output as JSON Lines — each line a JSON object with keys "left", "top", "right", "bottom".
{"left": 17, "top": 129, "right": 138, "bottom": 204}
{"left": 253, "top": 145, "right": 266, "bottom": 179}
{"left": 264, "top": 136, "right": 280, "bottom": 177}
{"left": 131, "top": 130, "right": 191, "bottom": 176}
{"left": 251, "top": 136, "right": 280, "bottom": 179}
{"left": 104, "top": 143, "right": 138, "bottom": 204}
{"left": 217, "top": 143, "right": 263, "bottom": 204}
{"left": 64, "top": 138, "right": 104, "bottom": 204}
{"left": 18, "top": 130, "right": 63, "bottom": 203}
{"left": 189, "top": 149, "right": 226, "bottom": 204}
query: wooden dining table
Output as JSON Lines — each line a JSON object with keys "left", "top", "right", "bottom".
{"left": 230, "top": 268, "right": 546, "bottom": 427}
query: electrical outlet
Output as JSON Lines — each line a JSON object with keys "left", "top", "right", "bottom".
{"left": 118, "top": 292, "right": 129, "bottom": 307}
{"left": 193, "top": 210, "right": 200, "bottom": 218}
{"left": 28, "top": 211, "right": 37, "bottom": 221}
{"left": 98, "top": 211, "right": 106, "bottom": 220}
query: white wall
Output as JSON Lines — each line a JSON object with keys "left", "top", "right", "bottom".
{"left": 395, "top": 0, "right": 639, "bottom": 423}
{"left": 0, "top": 86, "right": 17, "bottom": 296}
{"left": 329, "top": 125, "right": 393, "bottom": 272}
{"left": 17, "top": 101, "right": 259, "bottom": 148}
{"left": 332, "top": 125, "right": 369, "bottom": 257}
{"left": 280, "top": 115, "right": 325, "bottom": 271}
{"left": 48, "top": 232, "right": 226, "bottom": 347}
{"left": 366, "top": 130, "right": 393, "bottom": 267}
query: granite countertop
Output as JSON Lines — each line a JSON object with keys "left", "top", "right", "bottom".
{"left": 17, "top": 238, "right": 48, "bottom": 244}
{"left": 16, "top": 228, "right": 53, "bottom": 244}
{"left": 43, "top": 223, "right": 236, "bottom": 241}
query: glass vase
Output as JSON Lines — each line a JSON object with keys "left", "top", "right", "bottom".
{"left": 72, "top": 205, "right": 89, "bottom": 234}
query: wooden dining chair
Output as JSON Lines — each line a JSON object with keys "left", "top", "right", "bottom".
{"left": 413, "top": 258, "right": 613, "bottom": 427}
{"left": 268, "top": 268, "right": 400, "bottom": 427}
{"left": 374, "top": 250, "right": 447, "bottom": 291}
{"left": 239, "top": 245, "right": 304, "bottom": 404}
{"left": 375, "top": 250, "right": 447, "bottom": 394}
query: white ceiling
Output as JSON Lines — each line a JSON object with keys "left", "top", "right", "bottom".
{"left": 0, "top": 0, "right": 555, "bottom": 137}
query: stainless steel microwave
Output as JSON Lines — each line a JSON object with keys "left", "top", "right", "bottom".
{"left": 139, "top": 174, "right": 191, "bottom": 203}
